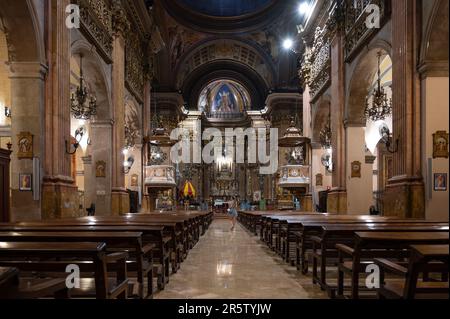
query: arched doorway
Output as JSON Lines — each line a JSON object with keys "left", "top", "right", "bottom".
{"left": 0, "top": 0, "right": 46, "bottom": 221}
{"left": 70, "top": 41, "right": 113, "bottom": 216}
{"left": 346, "top": 47, "right": 393, "bottom": 215}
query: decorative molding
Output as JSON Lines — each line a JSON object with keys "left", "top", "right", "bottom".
{"left": 74, "top": 0, "right": 114, "bottom": 63}
{"left": 343, "top": 0, "right": 391, "bottom": 62}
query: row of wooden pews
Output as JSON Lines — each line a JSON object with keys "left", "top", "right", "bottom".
{"left": 238, "top": 210, "right": 449, "bottom": 299}
{"left": 0, "top": 210, "right": 213, "bottom": 299}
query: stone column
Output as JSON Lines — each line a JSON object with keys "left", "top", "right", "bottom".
{"left": 384, "top": 0, "right": 424, "bottom": 218}
{"left": 141, "top": 79, "right": 151, "bottom": 212}
{"left": 9, "top": 62, "right": 47, "bottom": 221}
{"left": 328, "top": 32, "right": 347, "bottom": 214}
{"left": 81, "top": 155, "right": 94, "bottom": 211}
{"left": 41, "top": 0, "right": 79, "bottom": 219}
{"left": 110, "top": 1, "right": 130, "bottom": 215}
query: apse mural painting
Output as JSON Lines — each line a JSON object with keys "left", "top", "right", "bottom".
{"left": 213, "top": 85, "right": 238, "bottom": 113}
{"left": 198, "top": 80, "right": 251, "bottom": 118}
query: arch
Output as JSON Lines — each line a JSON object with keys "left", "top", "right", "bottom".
{"left": 345, "top": 47, "right": 391, "bottom": 126}
{"left": 182, "top": 60, "right": 269, "bottom": 111}
{"left": 0, "top": 0, "right": 45, "bottom": 63}
{"left": 71, "top": 39, "right": 112, "bottom": 121}
{"left": 419, "top": 0, "right": 449, "bottom": 75}
{"left": 174, "top": 37, "right": 277, "bottom": 89}
{"left": 312, "top": 95, "right": 331, "bottom": 145}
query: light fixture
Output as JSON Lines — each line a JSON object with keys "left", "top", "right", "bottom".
{"left": 4, "top": 106, "right": 11, "bottom": 118}
{"left": 71, "top": 54, "right": 97, "bottom": 120}
{"left": 321, "top": 151, "right": 333, "bottom": 173}
{"left": 146, "top": 94, "right": 176, "bottom": 147}
{"left": 298, "top": 2, "right": 311, "bottom": 15}
{"left": 283, "top": 38, "right": 294, "bottom": 50}
{"left": 365, "top": 52, "right": 392, "bottom": 122}
{"left": 66, "top": 126, "right": 85, "bottom": 155}
{"left": 379, "top": 124, "right": 399, "bottom": 154}
{"left": 123, "top": 154, "right": 135, "bottom": 174}
{"left": 320, "top": 109, "right": 332, "bottom": 149}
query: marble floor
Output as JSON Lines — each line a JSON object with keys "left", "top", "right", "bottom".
{"left": 155, "top": 219, "right": 327, "bottom": 299}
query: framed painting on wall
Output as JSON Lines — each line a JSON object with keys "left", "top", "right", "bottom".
{"left": 17, "top": 132, "right": 33, "bottom": 159}
{"left": 434, "top": 173, "right": 447, "bottom": 191}
{"left": 351, "top": 161, "right": 362, "bottom": 178}
{"left": 19, "top": 174, "right": 32, "bottom": 191}
{"left": 433, "top": 131, "right": 449, "bottom": 158}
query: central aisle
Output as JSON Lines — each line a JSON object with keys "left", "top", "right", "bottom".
{"left": 155, "top": 219, "right": 327, "bottom": 299}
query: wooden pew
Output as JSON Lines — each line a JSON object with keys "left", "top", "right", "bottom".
{"left": 0, "top": 242, "right": 128, "bottom": 299}
{"left": 336, "top": 231, "right": 449, "bottom": 299}
{"left": 0, "top": 267, "right": 69, "bottom": 299}
{"left": 308, "top": 223, "right": 449, "bottom": 297}
{"left": 375, "top": 245, "right": 449, "bottom": 299}
{"left": 0, "top": 222, "right": 171, "bottom": 291}
{"left": 0, "top": 231, "right": 154, "bottom": 299}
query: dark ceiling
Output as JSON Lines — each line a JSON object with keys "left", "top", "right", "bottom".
{"left": 177, "top": 0, "right": 273, "bottom": 17}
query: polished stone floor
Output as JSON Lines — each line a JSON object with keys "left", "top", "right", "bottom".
{"left": 155, "top": 219, "right": 327, "bottom": 299}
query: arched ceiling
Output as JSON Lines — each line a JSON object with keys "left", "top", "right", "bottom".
{"left": 153, "top": 0, "right": 301, "bottom": 112}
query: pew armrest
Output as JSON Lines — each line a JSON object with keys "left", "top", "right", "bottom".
{"left": 142, "top": 244, "right": 155, "bottom": 256}
{"left": 105, "top": 252, "right": 129, "bottom": 263}
{"left": 336, "top": 244, "right": 354, "bottom": 256}
{"left": 310, "top": 236, "right": 323, "bottom": 245}
{"left": 374, "top": 258, "right": 408, "bottom": 277}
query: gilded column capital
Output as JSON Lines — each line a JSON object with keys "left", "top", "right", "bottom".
{"left": 112, "top": 0, "right": 130, "bottom": 37}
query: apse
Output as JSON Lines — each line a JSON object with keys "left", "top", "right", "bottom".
{"left": 198, "top": 80, "right": 251, "bottom": 117}
{"left": 178, "top": 0, "right": 273, "bottom": 17}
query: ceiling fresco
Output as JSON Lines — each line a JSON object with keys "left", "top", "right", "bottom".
{"left": 198, "top": 80, "right": 251, "bottom": 114}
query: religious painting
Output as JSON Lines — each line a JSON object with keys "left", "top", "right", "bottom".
{"left": 351, "top": 161, "right": 362, "bottom": 178}
{"left": 19, "top": 174, "right": 32, "bottom": 191}
{"left": 434, "top": 173, "right": 447, "bottom": 192}
{"left": 253, "top": 191, "right": 261, "bottom": 202}
{"left": 316, "top": 173, "right": 323, "bottom": 187}
{"left": 131, "top": 174, "right": 139, "bottom": 187}
{"left": 213, "top": 85, "right": 238, "bottom": 113}
{"left": 433, "top": 131, "right": 449, "bottom": 159}
{"left": 198, "top": 80, "right": 251, "bottom": 116}
{"left": 95, "top": 161, "right": 106, "bottom": 178}
{"left": 17, "top": 132, "right": 33, "bottom": 159}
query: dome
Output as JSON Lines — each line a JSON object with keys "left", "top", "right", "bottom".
{"left": 177, "top": 0, "right": 273, "bottom": 17}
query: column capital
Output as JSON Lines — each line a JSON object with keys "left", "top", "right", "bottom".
{"left": 112, "top": 0, "right": 130, "bottom": 37}
{"left": 8, "top": 62, "right": 48, "bottom": 80}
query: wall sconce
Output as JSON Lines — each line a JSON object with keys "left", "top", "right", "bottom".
{"left": 4, "top": 106, "right": 11, "bottom": 118}
{"left": 379, "top": 125, "right": 399, "bottom": 154}
{"left": 123, "top": 153, "right": 135, "bottom": 174}
{"left": 66, "top": 126, "right": 85, "bottom": 155}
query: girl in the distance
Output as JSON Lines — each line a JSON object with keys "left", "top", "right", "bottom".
{"left": 227, "top": 196, "right": 239, "bottom": 231}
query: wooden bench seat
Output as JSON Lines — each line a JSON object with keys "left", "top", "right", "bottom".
{"left": 0, "top": 242, "right": 129, "bottom": 299}
{"left": 376, "top": 245, "right": 449, "bottom": 299}
{"left": 336, "top": 232, "right": 449, "bottom": 299}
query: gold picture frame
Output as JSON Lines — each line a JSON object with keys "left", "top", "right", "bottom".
{"left": 433, "top": 131, "right": 449, "bottom": 159}
{"left": 95, "top": 161, "right": 106, "bottom": 178}
{"left": 316, "top": 173, "right": 323, "bottom": 186}
{"left": 351, "top": 161, "right": 362, "bottom": 178}
{"left": 131, "top": 174, "right": 139, "bottom": 187}
{"left": 17, "top": 132, "right": 34, "bottom": 159}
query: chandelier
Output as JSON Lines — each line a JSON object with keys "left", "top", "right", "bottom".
{"left": 320, "top": 112, "right": 332, "bottom": 149}
{"left": 71, "top": 54, "right": 97, "bottom": 120}
{"left": 365, "top": 52, "right": 392, "bottom": 122}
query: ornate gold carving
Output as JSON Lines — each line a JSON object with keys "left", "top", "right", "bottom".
{"left": 74, "top": 0, "right": 113, "bottom": 62}
{"left": 112, "top": 0, "right": 130, "bottom": 36}
{"left": 125, "top": 32, "right": 145, "bottom": 102}
{"left": 300, "top": 26, "right": 331, "bottom": 101}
